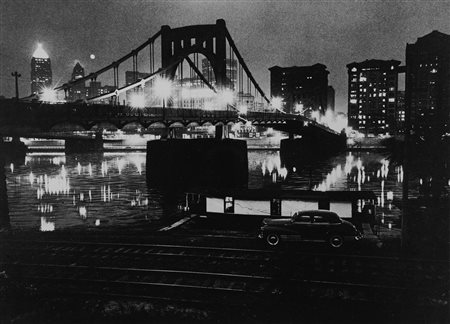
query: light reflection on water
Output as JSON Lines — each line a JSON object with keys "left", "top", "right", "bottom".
{"left": 6, "top": 150, "right": 408, "bottom": 231}
{"left": 248, "top": 150, "right": 406, "bottom": 226}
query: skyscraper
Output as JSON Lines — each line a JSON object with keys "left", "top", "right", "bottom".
{"left": 347, "top": 60, "right": 401, "bottom": 135}
{"left": 269, "top": 64, "right": 329, "bottom": 115}
{"left": 67, "top": 62, "right": 86, "bottom": 101}
{"left": 30, "top": 43, "right": 52, "bottom": 95}
{"left": 405, "top": 30, "right": 450, "bottom": 140}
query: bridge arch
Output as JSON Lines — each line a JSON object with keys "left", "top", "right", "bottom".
{"left": 90, "top": 122, "right": 119, "bottom": 132}
{"left": 161, "top": 19, "right": 229, "bottom": 88}
{"left": 49, "top": 122, "right": 87, "bottom": 132}
{"left": 122, "top": 122, "right": 145, "bottom": 131}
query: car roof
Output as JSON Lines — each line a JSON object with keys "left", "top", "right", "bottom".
{"left": 295, "top": 210, "right": 339, "bottom": 216}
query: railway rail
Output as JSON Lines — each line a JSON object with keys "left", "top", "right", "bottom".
{"left": 1, "top": 239, "right": 448, "bottom": 307}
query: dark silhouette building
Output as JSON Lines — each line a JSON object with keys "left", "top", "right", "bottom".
{"left": 67, "top": 62, "right": 86, "bottom": 101}
{"left": 405, "top": 30, "right": 450, "bottom": 140}
{"left": 327, "top": 85, "right": 335, "bottom": 112}
{"left": 396, "top": 91, "right": 406, "bottom": 134}
{"left": 269, "top": 64, "right": 329, "bottom": 115}
{"left": 347, "top": 59, "right": 402, "bottom": 135}
{"left": 30, "top": 43, "right": 52, "bottom": 95}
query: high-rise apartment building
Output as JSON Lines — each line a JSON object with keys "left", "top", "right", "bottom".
{"left": 347, "top": 59, "right": 401, "bottom": 135}
{"left": 396, "top": 91, "right": 406, "bottom": 134}
{"left": 405, "top": 30, "right": 450, "bottom": 140}
{"left": 31, "top": 43, "right": 52, "bottom": 95}
{"left": 269, "top": 64, "right": 329, "bottom": 115}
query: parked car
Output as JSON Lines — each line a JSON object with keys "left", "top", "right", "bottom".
{"left": 258, "top": 210, "right": 362, "bottom": 248}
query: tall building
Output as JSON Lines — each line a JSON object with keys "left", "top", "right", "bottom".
{"left": 347, "top": 59, "right": 402, "bottom": 135}
{"left": 202, "top": 58, "right": 237, "bottom": 90}
{"left": 31, "top": 43, "right": 52, "bottom": 95}
{"left": 327, "top": 85, "right": 335, "bottom": 112}
{"left": 396, "top": 91, "right": 406, "bottom": 134}
{"left": 67, "top": 62, "right": 86, "bottom": 101}
{"left": 405, "top": 30, "right": 450, "bottom": 140}
{"left": 269, "top": 64, "right": 329, "bottom": 115}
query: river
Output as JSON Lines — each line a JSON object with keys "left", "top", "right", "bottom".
{"left": 3, "top": 142, "right": 407, "bottom": 232}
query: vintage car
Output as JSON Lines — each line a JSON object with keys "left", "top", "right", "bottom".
{"left": 258, "top": 210, "right": 362, "bottom": 248}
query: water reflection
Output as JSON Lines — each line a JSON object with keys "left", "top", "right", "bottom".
{"left": 40, "top": 217, "right": 55, "bottom": 232}
{"left": 7, "top": 150, "right": 415, "bottom": 231}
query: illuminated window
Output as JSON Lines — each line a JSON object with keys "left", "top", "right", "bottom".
{"left": 388, "top": 98, "right": 395, "bottom": 103}
{"left": 350, "top": 99, "right": 357, "bottom": 104}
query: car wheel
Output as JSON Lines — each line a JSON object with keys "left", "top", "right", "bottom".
{"left": 266, "top": 233, "right": 281, "bottom": 246}
{"left": 329, "top": 234, "right": 344, "bottom": 248}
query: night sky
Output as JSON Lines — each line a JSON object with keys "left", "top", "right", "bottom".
{"left": 1, "top": 0, "right": 449, "bottom": 112}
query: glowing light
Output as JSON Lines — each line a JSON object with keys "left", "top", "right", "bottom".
{"left": 10, "top": 163, "right": 14, "bottom": 173}
{"left": 216, "top": 89, "right": 235, "bottom": 107}
{"left": 271, "top": 97, "right": 283, "bottom": 111}
{"left": 238, "top": 104, "right": 248, "bottom": 115}
{"left": 294, "top": 103, "right": 304, "bottom": 113}
{"left": 153, "top": 76, "right": 173, "bottom": 102}
{"left": 90, "top": 54, "right": 96, "bottom": 60}
{"left": 387, "top": 191, "right": 394, "bottom": 200}
{"left": 309, "top": 109, "right": 348, "bottom": 133}
{"left": 79, "top": 206, "right": 87, "bottom": 219}
{"left": 95, "top": 219, "right": 100, "bottom": 226}
{"left": 40, "top": 217, "right": 55, "bottom": 232}
{"left": 129, "top": 92, "right": 146, "bottom": 108}
{"left": 33, "top": 43, "right": 49, "bottom": 59}
{"left": 40, "top": 87, "right": 58, "bottom": 103}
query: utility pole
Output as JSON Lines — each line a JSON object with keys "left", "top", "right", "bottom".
{"left": 11, "top": 71, "right": 21, "bottom": 100}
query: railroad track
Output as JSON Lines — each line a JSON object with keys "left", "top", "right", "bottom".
{"left": 1, "top": 239, "right": 448, "bottom": 306}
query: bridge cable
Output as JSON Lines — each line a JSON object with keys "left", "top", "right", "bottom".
{"left": 56, "top": 30, "right": 162, "bottom": 91}
{"left": 224, "top": 29, "right": 270, "bottom": 104}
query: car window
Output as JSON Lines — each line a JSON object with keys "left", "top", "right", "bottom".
{"left": 294, "top": 214, "right": 311, "bottom": 223}
{"left": 313, "top": 215, "right": 329, "bottom": 224}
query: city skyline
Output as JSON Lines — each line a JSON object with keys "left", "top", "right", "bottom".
{"left": 1, "top": 1, "right": 449, "bottom": 112}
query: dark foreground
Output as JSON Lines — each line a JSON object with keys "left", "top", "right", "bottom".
{"left": 0, "top": 223, "right": 448, "bottom": 324}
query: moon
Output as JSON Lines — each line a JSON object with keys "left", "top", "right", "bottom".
{"left": 90, "top": 54, "right": 95, "bottom": 60}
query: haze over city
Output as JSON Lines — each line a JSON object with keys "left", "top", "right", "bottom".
{"left": 1, "top": 0, "right": 449, "bottom": 112}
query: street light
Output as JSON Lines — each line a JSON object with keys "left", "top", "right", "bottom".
{"left": 153, "top": 76, "right": 172, "bottom": 121}
{"left": 271, "top": 96, "right": 283, "bottom": 112}
{"left": 40, "top": 87, "right": 58, "bottom": 103}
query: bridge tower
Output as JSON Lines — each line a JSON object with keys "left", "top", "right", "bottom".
{"left": 161, "top": 19, "right": 230, "bottom": 89}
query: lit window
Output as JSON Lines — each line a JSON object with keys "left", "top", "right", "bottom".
{"left": 350, "top": 99, "right": 357, "bottom": 104}
{"left": 388, "top": 98, "right": 395, "bottom": 103}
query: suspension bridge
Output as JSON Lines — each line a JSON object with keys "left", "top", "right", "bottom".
{"left": 0, "top": 19, "right": 341, "bottom": 141}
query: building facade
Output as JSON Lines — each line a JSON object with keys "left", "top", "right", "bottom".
{"left": 396, "top": 91, "right": 406, "bottom": 134}
{"left": 269, "top": 64, "right": 329, "bottom": 115}
{"left": 347, "top": 59, "right": 401, "bottom": 135}
{"left": 67, "top": 62, "right": 86, "bottom": 101}
{"left": 327, "top": 85, "right": 335, "bottom": 112}
{"left": 202, "top": 58, "right": 237, "bottom": 90}
{"left": 405, "top": 30, "right": 450, "bottom": 140}
{"left": 31, "top": 43, "right": 52, "bottom": 95}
